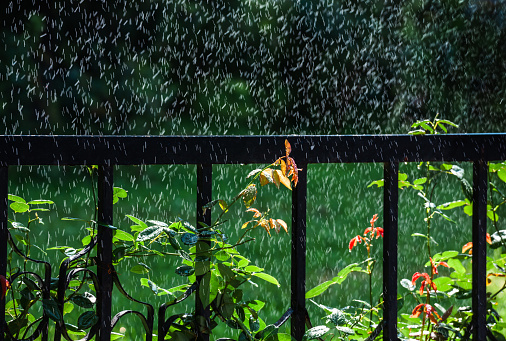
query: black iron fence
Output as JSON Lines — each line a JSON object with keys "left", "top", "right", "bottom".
{"left": 1, "top": 134, "right": 505, "bottom": 341}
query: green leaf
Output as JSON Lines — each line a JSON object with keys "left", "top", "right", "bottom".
{"left": 130, "top": 265, "right": 150, "bottom": 274}
{"left": 303, "top": 326, "right": 330, "bottom": 340}
{"left": 77, "top": 311, "right": 98, "bottom": 330}
{"left": 126, "top": 215, "right": 148, "bottom": 231}
{"left": 136, "top": 225, "right": 165, "bottom": 242}
{"left": 437, "top": 200, "right": 467, "bottom": 210}
{"left": 61, "top": 217, "right": 90, "bottom": 222}
{"left": 413, "top": 177, "right": 427, "bottom": 185}
{"left": 63, "top": 302, "right": 74, "bottom": 315}
{"left": 464, "top": 203, "right": 473, "bottom": 216}
{"left": 27, "top": 199, "right": 54, "bottom": 205}
{"left": 326, "top": 309, "right": 347, "bottom": 326}
{"left": 256, "top": 324, "right": 278, "bottom": 340}
{"left": 448, "top": 258, "right": 466, "bottom": 274}
{"left": 43, "top": 299, "right": 62, "bottom": 322}
{"left": 367, "top": 179, "right": 384, "bottom": 188}
{"left": 217, "top": 263, "right": 236, "bottom": 282}
{"left": 252, "top": 273, "right": 280, "bottom": 287}
{"left": 10, "top": 202, "right": 30, "bottom": 213}
{"left": 435, "top": 119, "right": 458, "bottom": 128}
{"left": 8, "top": 194, "right": 26, "bottom": 203}
{"left": 305, "top": 280, "right": 334, "bottom": 299}
{"left": 333, "top": 263, "right": 362, "bottom": 284}
{"left": 71, "top": 295, "right": 94, "bottom": 309}
{"left": 434, "top": 211, "right": 456, "bottom": 223}
{"left": 113, "top": 187, "right": 127, "bottom": 204}
{"left": 498, "top": 168, "right": 506, "bottom": 183}
{"left": 432, "top": 277, "right": 453, "bottom": 292}
{"left": 244, "top": 265, "right": 264, "bottom": 273}
{"left": 140, "top": 278, "right": 159, "bottom": 294}
{"left": 335, "top": 326, "right": 354, "bottom": 335}
{"left": 114, "top": 229, "right": 135, "bottom": 242}
{"left": 408, "top": 129, "right": 426, "bottom": 135}
{"left": 10, "top": 221, "right": 29, "bottom": 232}
{"left": 399, "top": 173, "right": 408, "bottom": 181}
{"left": 412, "top": 233, "right": 428, "bottom": 239}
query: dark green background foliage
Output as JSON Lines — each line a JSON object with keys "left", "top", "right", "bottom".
{"left": 1, "top": 0, "right": 505, "bottom": 135}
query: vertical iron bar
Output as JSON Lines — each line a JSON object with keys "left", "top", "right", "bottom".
{"left": 472, "top": 160, "right": 487, "bottom": 340}
{"left": 97, "top": 166, "right": 114, "bottom": 341}
{"left": 0, "top": 167, "right": 7, "bottom": 341}
{"left": 383, "top": 162, "right": 398, "bottom": 341}
{"left": 291, "top": 163, "right": 307, "bottom": 341}
{"left": 196, "top": 164, "right": 212, "bottom": 341}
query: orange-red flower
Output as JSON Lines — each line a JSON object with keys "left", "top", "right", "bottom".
{"left": 430, "top": 257, "right": 449, "bottom": 275}
{"left": 410, "top": 303, "right": 441, "bottom": 324}
{"left": 412, "top": 272, "right": 437, "bottom": 295}
{"left": 462, "top": 233, "right": 492, "bottom": 254}
{"left": 364, "top": 214, "right": 383, "bottom": 238}
{"left": 349, "top": 235, "right": 363, "bottom": 251}
{"left": 349, "top": 214, "right": 383, "bottom": 252}
{"left": 0, "top": 275, "right": 10, "bottom": 300}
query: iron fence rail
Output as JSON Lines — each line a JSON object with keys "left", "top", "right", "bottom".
{"left": 1, "top": 134, "right": 505, "bottom": 341}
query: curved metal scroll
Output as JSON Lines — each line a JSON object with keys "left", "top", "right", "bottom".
{"left": 55, "top": 237, "right": 98, "bottom": 341}
{"left": 58, "top": 268, "right": 101, "bottom": 341}
{"left": 110, "top": 268, "right": 154, "bottom": 341}
{"left": 158, "top": 282, "right": 198, "bottom": 338}
{"left": 5, "top": 231, "right": 51, "bottom": 341}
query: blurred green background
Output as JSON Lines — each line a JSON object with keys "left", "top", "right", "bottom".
{"left": 2, "top": 0, "right": 505, "bottom": 339}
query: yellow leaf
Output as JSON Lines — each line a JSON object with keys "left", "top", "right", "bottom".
{"left": 246, "top": 208, "right": 262, "bottom": 218}
{"left": 242, "top": 221, "right": 252, "bottom": 229}
{"left": 260, "top": 219, "right": 271, "bottom": 235}
{"left": 272, "top": 169, "right": 281, "bottom": 189}
{"left": 219, "top": 200, "right": 228, "bottom": 212}
{"left": 276, "top": 219, "right": 288, "bottom": 233}
{"left": 275, "top": 170, "right": 291, "bottom": 190}
{"left": 241, "top": 184, "right": 257, "bottom": 208}
{"left": 259, "top": 169, "right": 274, "bottom": 186}
{"left": 280, "top": 159, "right": 287, "bottom": 176}
{"left": 285, "top": 139, "right": 291, "bottom": 157}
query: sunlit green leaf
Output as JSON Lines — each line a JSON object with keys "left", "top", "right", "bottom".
{"left": 437, "top": 200, "right": 467, "bottom": 210}
{"left": 367, "top": 179, "right": 384, "bottom": 188}
{"left": 8, "top": 194, "right": 26, "bottom": 203}
{"left": 27, "top": 199, "right": 54, "bottom": 205}
{"left": 252, "top": 273, "right": 280, "bottom": 287}
{"left": 448, "top": 258, "right": 466, "bottom": 274}
{"left": 10, "top": 202, "right": 30, "bottom": 213}
{"left": 114, "top": 229, "right": 135, "bottom": 242}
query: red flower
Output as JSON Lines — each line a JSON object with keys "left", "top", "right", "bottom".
{"left": 0, "top": 275, "right": 10, "bottom": 300}
{"left": 412, "top": 272, "right": 437, "bottom": 295}
{"left": 410, "top": 303, "right": 440, "bottom": 324}
{"left": 370, "top": 214, "right": 379, "bottom": 226}
{"left": 364, "top": 214, "right": 383, "bottom": 239}
{"left": 430, "top": 257, "right": 449, "bottom": 275}
{"left": 349, "top": 235, "right": 363, "bottom": 251}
